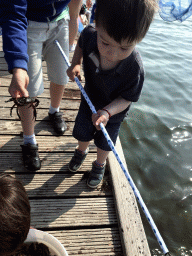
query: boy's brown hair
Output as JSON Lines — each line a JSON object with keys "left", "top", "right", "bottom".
{"left": 95, "top": 0, "right": 158, "bottom": 43}
{"left": 0, "top": 174, "right": 30, "bottom": 255}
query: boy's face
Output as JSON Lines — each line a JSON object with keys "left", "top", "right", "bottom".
{"left": 96, "top": 26, "right": 136, "bottom": 66}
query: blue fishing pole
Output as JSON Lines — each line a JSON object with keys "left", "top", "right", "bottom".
{"left": 55, "top": 40, "right": 171, "bottom": 256}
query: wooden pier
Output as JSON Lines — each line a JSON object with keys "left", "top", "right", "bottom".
{"left": 0, "top": 36, "right": 150, "bottom": 256}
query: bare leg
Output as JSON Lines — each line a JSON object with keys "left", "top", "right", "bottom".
{"left": 49, "top": 81, "right": 67, "bottom": 135}
{"left": 18, "top": 105, "right": 35, "bottom": 136}
{"left": 50, "top": 81, "right": 65, "bottom": 108}
{"left": 69, "top": 17, "right": 78, "bottom": 46}
{"left": 78, "top": 141, "right": 90, "bottom": 152}
{"left": 68, "top": 0, "right": 82, "bottom": 46}
{"left": 18, "top": 104, "right": 41, "bottom": 171}
{"left": 96, "top": 147, "right": 110, "bottom": 165}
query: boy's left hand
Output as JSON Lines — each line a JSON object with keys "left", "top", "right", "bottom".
{"left": 92, "top": 110, "right": 109, "bottom": 130}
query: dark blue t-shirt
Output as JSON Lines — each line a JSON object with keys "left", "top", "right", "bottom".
{"left": 78, "top": 25, "right": 145, "bottom": 123}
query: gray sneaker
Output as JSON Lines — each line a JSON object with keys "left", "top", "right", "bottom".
{"left": 68, "top": 148, "right": 89, "bottom": 172}
{"left": 87, "top": 161, "right": 106, "bottom": 188}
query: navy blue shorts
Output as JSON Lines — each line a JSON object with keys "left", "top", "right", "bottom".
{"left": 73, "top": 102, "right": 122, "bottom": 151}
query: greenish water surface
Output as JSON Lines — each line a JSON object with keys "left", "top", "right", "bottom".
{"left": 120, "top": 14, "right": 192, "bottom": 256}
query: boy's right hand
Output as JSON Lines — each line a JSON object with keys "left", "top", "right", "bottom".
{"left": 92, "top": 110, "right": 109, "bottom": 130}
{"left": 67, "top": 65, "right": 81, "bottom": 82}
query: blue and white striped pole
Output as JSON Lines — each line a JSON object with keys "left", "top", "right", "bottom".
{"left": 55, "top": 40, "right": 170, "bottom": 256}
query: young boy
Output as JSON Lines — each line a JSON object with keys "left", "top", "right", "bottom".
{"left": 67, "top": 0, "right": 157, "bottom": 188}
{"left": 0, "top": 174, "right": 31, "bottom": 255}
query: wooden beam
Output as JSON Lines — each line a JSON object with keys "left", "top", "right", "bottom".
{"left": 108, "top": 137, "right": 151, "bottom": 256}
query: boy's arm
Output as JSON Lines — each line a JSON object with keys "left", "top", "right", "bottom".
{"left": 103, "top": 96, "right": 131, "bottom": 117}
{"left": 67, "top": 43, "right": 83, "bottom": 81}
{"left": 92, "top": 96, "right": 131, "bottom": 129}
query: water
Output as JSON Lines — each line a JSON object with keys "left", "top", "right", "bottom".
{"left": 119, "top": 14, "right": 192, "bottom": 256}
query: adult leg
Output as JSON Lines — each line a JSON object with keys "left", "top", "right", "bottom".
{"left": 18, "top": 20, "right": 46, "bottom": 171}
{"left": 44, "top": 18, "right": 70, "bottom": 135}
{"left": 21, "top": 25, "right": 44, "bottom": 139}
{"left": 68, "top": 0, "right": 82, "bottom": 51}
{"left": 49, "top": 81, "right": 67, "bottom": 135}
{"left": 18, "top": 104, "right": 41, "bottom": 171}
{"left": 19, "top": 105, "right": 35, "bottom": 136}
{"left": 50, "top": 81, "right": 65, "bottom": 109}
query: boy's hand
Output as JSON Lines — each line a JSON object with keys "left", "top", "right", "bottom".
{"left": 67, "top": 65, "right": 81, "bottom": 82}
{"left": 92, "top": 110, "right": 109, "bottom": 130}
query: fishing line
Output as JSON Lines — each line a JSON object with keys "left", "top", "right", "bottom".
{"left": 55, "top": 40, "right": 171, "bottom": 256}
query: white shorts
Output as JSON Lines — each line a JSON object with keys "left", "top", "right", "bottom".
{"left": 27, "top": 17, "right": 69, "bottom": 97}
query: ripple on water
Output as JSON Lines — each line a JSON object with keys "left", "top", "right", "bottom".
{"left": 120, "top": 106, "right": 192, "bottom": 254}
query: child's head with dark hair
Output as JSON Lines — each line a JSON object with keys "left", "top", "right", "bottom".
{"left": 95, "top": 0, "right": 158, "bottom": 44}
{"left": 93, "top": 0, "right": 157, "bottom": 70}
{"left": 0, "top": 174, "right": 31, "bottom": 256}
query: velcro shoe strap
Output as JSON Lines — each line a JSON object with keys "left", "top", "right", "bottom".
{"left": 91, "top": 165, "right": 105, "bottom": 179}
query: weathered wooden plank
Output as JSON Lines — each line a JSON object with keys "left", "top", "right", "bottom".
{"left": 0, "top": 77, "right": 84, "bottom": 90}
{"left": 0, "top": 87, "right": 81, "bottom": 100}
{"left": 0, "top": 47, "right": 74, "bottom": 60}
{"left": 0, "top": 97, "right": 80, "bottom": 111}
{"left": 0, "top": 57, "right": 44, "bottom": 65}
{"left": 0, "top": 70, "right": 85, "bottom": 84}
{"left": 30, "top": 197, "right": 117, "bottom": 228}
{"left": 0, "top": 62, "right": 84, "bottom": 80}
{"left": 0, "top": 70, "right": 50, "bottom": 80}
{"left": 0, "top": 59, "right": 62, "bottom": 69}
{"left": 0, "top": 62, "right": 47, "bottom": 72}
{"left": 0, "top": 46, "right": 77, "bottom": 69}
{"left": 0, "top": 58, "right": 6, "bottom": 64}
{"left": 0, "top": 120, "right": 74, "bottom": 135}
{"left": 0, "top": 152, "right": 97, "bottom": 173}
{"left": 108, "top": 137, "right": 151, "bottom": 256}
{"left": 0, "top": 108, "right": 78, "bottom": 121}
{"left": 48, "top": 228, "right": 123, "bottom": 256}
{"left": 0, "top": 136, "right": 96, "bottom": 152}
{"left": 11, "top": 172, "right": 112, "bottom": 196}
{"left": 0, "top": 96, "right": 80, "bottom": 111}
